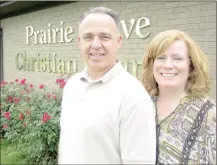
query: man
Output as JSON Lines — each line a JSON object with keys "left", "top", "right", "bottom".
{"left": 58, "top": 7, "right": 156, "bottom": 164}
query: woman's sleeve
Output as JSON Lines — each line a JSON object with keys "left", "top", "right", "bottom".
{"left": 205, "top": 99, "right": 216, "bottom": 164}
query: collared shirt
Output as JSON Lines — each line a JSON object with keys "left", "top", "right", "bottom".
{"left": 58, "top": 61, "right": 156, "bottom": 164}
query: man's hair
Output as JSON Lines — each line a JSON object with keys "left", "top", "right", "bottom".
{"left": 141, "top": 29, "right": 211, "bottom": 98}
{"left": 80, "top": 7, "right": 120, "bottom": 31}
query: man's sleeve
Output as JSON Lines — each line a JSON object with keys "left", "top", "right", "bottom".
{"left": 120, "top": 98, "right": 156, "bottom": 164}
{"left": 58, "top": 80, "right": 71, "bottom": 164}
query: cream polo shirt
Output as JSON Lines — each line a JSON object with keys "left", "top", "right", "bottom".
{"left": 58, "top": 61, "right": 156, "bottom": 164}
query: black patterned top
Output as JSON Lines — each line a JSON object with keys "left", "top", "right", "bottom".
{"left": 153, "top": 96, "right": 216, "bottom": 164}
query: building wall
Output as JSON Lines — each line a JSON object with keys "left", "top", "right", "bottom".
{"left": 1, "top": 1, "right": 216, "bottom": 100}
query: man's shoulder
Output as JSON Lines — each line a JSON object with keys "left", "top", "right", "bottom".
{"left": 116, "top": 71, "right": 150, "bottom": 98}
{"left": 119, "top": 71, "right": 144, "bottom": 89}
{"left": 64, "top": 72, "right": 83, "bottom": 89}
{"left": 66, "top": 72, "right": 83, "bottom": 82}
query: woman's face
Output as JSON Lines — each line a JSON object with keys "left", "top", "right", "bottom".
{"left": 153, "top": 40, "right": 191, "bottom": 91}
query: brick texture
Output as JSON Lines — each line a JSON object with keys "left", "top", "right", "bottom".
{"left": 1, "top": 1, "right": 216, "bottom": 100}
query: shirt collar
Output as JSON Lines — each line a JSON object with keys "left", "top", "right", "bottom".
{"left": 80, "top": 60, "right": 124, "bottom": 84}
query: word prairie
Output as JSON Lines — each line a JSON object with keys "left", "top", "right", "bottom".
{"left": 26, "top": 21, "right": 73, "bottom": 45}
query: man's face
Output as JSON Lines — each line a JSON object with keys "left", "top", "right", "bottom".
{"left": 78, "top": 13, "right": 122, "bottom": 74}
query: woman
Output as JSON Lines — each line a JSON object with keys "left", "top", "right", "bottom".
{"left": 142, "top": 30, "right": 216, "bottom": 164}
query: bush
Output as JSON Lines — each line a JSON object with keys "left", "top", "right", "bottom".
{"left": 0, "top": 78, "right": 66, "bottom": 164}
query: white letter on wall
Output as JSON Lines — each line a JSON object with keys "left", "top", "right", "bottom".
{"left": 65, "top": 27, "right": 73, "bottom": 42}
{"left": 135, "top": 17, "right": 150, "bottom": 39}
{"left": 120, "top": 19, "right": 135, "bottom": 39}
{"left": 26, "top": 26, "right": 34, "bottom": 44}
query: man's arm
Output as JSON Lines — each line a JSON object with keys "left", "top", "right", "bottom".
{"left": 58, "top": 80, "right": 72, "bottom": 164}
{"left": 120, "top": 98, "right": 156, "bottom": 164}
{"left": 58, "top": 88, "right": 66, "bottom": 164}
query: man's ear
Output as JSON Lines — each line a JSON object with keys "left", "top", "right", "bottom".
{"left": 77, "top": 36, "right": 81, "bottom": 43}
{"left": 77, "top": 37, "right": 81, "bottom": 48}
{"left": 117, "top": 35, "right": 123, "bottom": 48}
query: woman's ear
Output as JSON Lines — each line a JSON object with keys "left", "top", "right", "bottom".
{"left": 190, "top": 62, "right": 194, "bottom": 72}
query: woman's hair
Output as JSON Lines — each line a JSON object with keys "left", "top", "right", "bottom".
{"left": 141, "top": 29, "right": 211, "bottom": 97}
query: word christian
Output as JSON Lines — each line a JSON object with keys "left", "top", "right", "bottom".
{"left": 15, "top": 52, "right": 142, "bottom": 77}
{"left": 26, "top": 17, "right": 150, "bottom": 44}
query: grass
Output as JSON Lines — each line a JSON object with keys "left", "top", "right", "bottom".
{"left": 1, "top": 139, "right": 28, "bottom": 164}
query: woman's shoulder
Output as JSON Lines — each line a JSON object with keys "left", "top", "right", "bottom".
{"left": 198, "top": 96, "right": 216, "bottom": 111}
{"left": 185, "top": 95, "right": 215, "bottom": 107}
{"left": 182, "top": 95, "right": 215, "bottom": 116}
{"left": 205, "top": 96, "right": 216, "bottom": 123}
{"left": 206, "top": 96, "right": 216, "bottom": 106}
{"left": 194, "top": 96, "right": 216, "bottom": 127}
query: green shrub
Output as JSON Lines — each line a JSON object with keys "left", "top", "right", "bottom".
{"left": 0, "top": 78, "right": 66, "bottom": 164}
